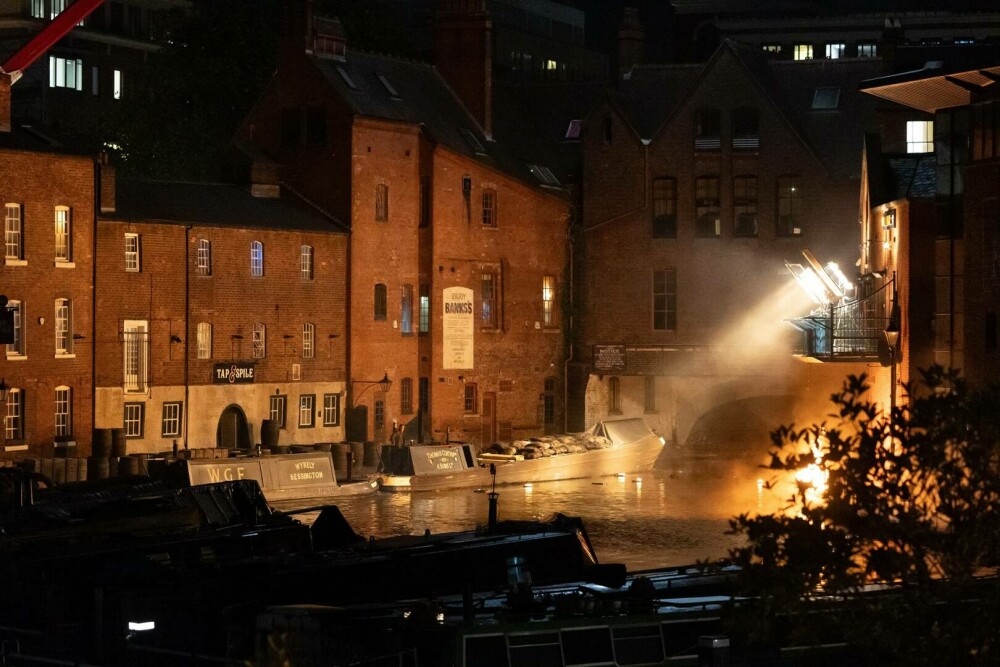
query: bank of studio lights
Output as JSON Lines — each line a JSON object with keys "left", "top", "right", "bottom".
{"left": 786, "top": 249, "right": 854, "bottom": 305}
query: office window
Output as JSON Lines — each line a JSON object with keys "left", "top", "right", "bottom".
{"left": 374, "top": 283, "right": 387, "bottom": 320}
{"left": 55, "top": 206, "right": 71, "bottom": 261}
{"left": 482, "top": 187, "right": 497, "bottom": 227}
{"left": 907, "top": 120, "right": 934, "bottom": 153}
{"left": 464, "top": 383, "right": 478, "bottom": 413}
{"left": 644, "top": 376, "right": 656, "bottom": 413}
{"left": 400, "top": 284, "right": 413, "bottom": 335}
{"left": 732, "top": 107, "right": 759, "bottom": 151}
{"left": 401, "top": 378, "right": 413, "bottom": 414}
{"left": 825, "top": 43, "right": 845, "bottom": 59}
{"left": 302, "top": 323, "right": 314, "bottom": 358}
{"left": 124, "top": 402, "right": 145, "bottom": 438}
{"left": 694, "top": 108, "right": 721, "bottom": 151}
{"left": 542, "top": 276, "right": 556, "bottom": 327}
{"left": 123, "top": 320, "right": 148, "bottom": 392}
{"left": 162, "top": 402, "right": 182, "bottom": 437}
{"left": 481, "top": 272, "right": 498, "bottom": 328}
{"left": 762, "top": 44, "right": 782, "bottom": 54}
{"left": 777, "top": 176, "right": 802, "bottom": 236}
{"left": 609, "top": 377, "right": 621, "bottom": 414}
{"left": 857, "top": 42, "right": 877, "bottom": 58}
{"left": 323, "top": 394, "right": 340, "bottom": 426}
{"left": 793, "top": 44, "right": 813, "bottom": 60}
{"left": 734, "top": 176, "right": 758, "bottom": 236}
{"left": 124, "top": 233, "right": 140, "bottom": 272}
{"left": 651, "top": 177, "right": 677, "bottom": 238}
{"left": 50, "top": 0, "right": 65, "bottom": 18}
{"left": 197, "top": 322, "right": 212, "bottom": 359}
{"left": 695, "top": 176, "right": 721, "bottom": 237}
{"left": 55, "top": 298, "right": 72, "bottom": 355}
{"left": 6, "top": 300, "right": 23, "bottom": 357}
{"left": 6, "top": 389, "right": 23, "bottom": 441}
{"left": 812, "top": 87, "right": 841, "bottom": 110}
{"left": 299, "top": 395, "right": 315, "bottom": 427}
{"left": 197, "top": 239, "right": 211, "bottom": 276}
{"left": 55, "top": 386, "right": 72, "bottom": 438}
{"left": 419, "top": 284, "right": 430, "bottom": 333}
{"left": 250, "top": 241, "right": 263, "bottom": 277}
{"left": 269, "top": 395, "right": 287, "bottom": 428}
{"left": 113, "top": 69, "right": 122, "bottom": 99}
{"left": 5, "top": 204, "right": 23, "bottom": 260}
{"left": 31, "top": 0, "right": 43, "bottom": 18}
{"left": 375, "top": 182, "right": 389, "bottom": 222}
{"left": 48, "top": 56, "right": 82, "bottom": 91}
{"left": 653, "top": 269, "right": 677, "bottom": 331}
{"left": 301, "top": 245, "right": 313, "bottom": 280}
{"left": 253, "top": 323, "right": 266, "bottom": 359}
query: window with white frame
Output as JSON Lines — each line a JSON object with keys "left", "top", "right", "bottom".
{"left": 197, "top": 239, "right": 211, "bottom": 275}
{"left": 253, "top": 323, "right": 266, "bottom": 358}
{"left": 542, "top": 276, "right": 556, "bottom": 327}
{"left": 907, "top": 120, "right": 934, "bottom": 153}
{"left": 302, "top": 323, "right": 314, "bottom": 358}
{"left": 55, "top": 206, "right": 71, "bottom": 261}
{"left": 250, "top": 241, "right": 263, "bottom": 277}
{"left": 419, "top": 285, "right": 429, "bottom": 334}
{"left": 6, "top": 300, "right": 23, "bottom": 357}
{"left": 323, "top": 394, "right": 340, "bottom": 426}
{"left": 793, "top": 44, "right": 813, "bottom": 60}
{"left": 31, "top": 0, "right": 43, "bottom": 18}
{"left": 162, "top": 402, "right": 182, "bottom": 437}
{"left": 825, "top": 43, "right": 845, "bottom": 59}
{"left": 48, "top": 56, "right": 82, "bottom": 90}
{"left": 6, "top": 388, "right": 23, "bottom": 441}
{"left": 123, "top": 320, "right": 148, "bottom": 392}
{"left": 124, "top": 402, "right": 144, "bottom": 438}
{"left": 301, "top": 245, "right": 313, "bottom": 280}
{"left": 299, "top": 395, "right": 315, "bottom": 427}
{"left": 197, "top": 322, "right": 212, "bottom": 359}
{"left": 50, "top": 0, "right": 65, "bottom": 18}
{"left": 269, "top": 394, "right": 287, "bottom": 428}
{"left": 113, "top": 69, "right": 122, "bottom": 99}
{"left": 5, "top": 204, "right": 23, "bottom": 260}
{"left": 55, "top": 386, "right": 72, "bottom": 438}
{"left": 857, "top": 42, "right": 877, "bottom": 58}
{"left": 55, "top": 298, "right": 72, "bottom": 355}
{"left": 124, "top": 233, "right": 140, "bottom": 272}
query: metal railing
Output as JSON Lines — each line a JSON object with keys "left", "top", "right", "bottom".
{"left": 788, "top": 280, "right": 894, "bottom": 361}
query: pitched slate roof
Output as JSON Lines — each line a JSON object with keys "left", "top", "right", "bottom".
{"left": 106, "top": 180, "right": 347, "bottom": 233}
{"left": 885, "top": 155, "right": 936, "bottom": 201}
{"left": 616, "top": 63, "right": 701, "bottom": 139}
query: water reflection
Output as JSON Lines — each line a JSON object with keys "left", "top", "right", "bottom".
{"left": 279, "top": 454, "right": 798, "bottom": 571}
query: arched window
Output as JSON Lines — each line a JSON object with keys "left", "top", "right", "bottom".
{"left": 400, "top": 378, "right": 413, "bottom": 414}
{"left": 197, "top": 322, "right": 212, "bottom": 359}
{"left": 302, "top": 323, "right": 315, "bottom": 358}
{"left": 374, "top": 283, "right": 387, "bottom": 320}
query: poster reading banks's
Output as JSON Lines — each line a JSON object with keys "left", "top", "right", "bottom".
{"left": 442, "top": 286, "right": 474, "bottom": 369}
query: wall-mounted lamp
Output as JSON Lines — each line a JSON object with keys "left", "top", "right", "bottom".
{"left": 352, "top": 372, "right": 392, "bottom": 407}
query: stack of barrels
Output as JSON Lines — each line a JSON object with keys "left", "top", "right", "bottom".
{"left": 89, "top": 428, "right": 142, "bottom": 480}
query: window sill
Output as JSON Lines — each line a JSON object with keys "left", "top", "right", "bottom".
{"left": 5, "top": 259, "right": 26, "bottom": 266}
{"left": 4, "top": 444, "right": 28, "bottom": 452}
{"left": 6, "top": 354, "right": 26, "bottom": 361}
{"left": 55, "top": 261, "right": 76, "bottom": 268}
{"left": 55, "top": 353, "right": 76, "bottom": 359}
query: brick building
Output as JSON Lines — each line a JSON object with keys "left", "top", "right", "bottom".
{"left": 95, "top": 174, "right": 348, "bottom": 454}
{"left": 0, "top": 134, "right": 96, "bottom": 458}
{"left": 237, "top": 5, "right": 570, "bottom": 447}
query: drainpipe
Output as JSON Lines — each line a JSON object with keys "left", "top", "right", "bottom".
{"left": 184, "top": 225, "right": 191, "bottom": 448}
{"left": 91, "top": 159, "right": 99, "bottom": 443}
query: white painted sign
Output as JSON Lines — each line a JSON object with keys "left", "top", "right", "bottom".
{"left": 442, "top": 286, "right": 474, "bottom": 369}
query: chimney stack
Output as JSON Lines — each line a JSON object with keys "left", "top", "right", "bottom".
{"left": 434, "top": 0, "right": 493, "bottom": 138}
{"left": 617, "top": 7, "right": 645, "bottom": 84}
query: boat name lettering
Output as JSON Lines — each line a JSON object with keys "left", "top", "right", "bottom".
{"left": 294, "top": 461, "right": 315, "bottom": 470}
{"left": 289, "top": 471, "right": 324, "bottom": 481}
{"left": 205, "top": 466, "right": 247, "bottom": 482}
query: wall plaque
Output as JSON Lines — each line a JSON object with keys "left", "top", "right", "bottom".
{"left": 593, "top": 344, "right": 626, "bottom": 372}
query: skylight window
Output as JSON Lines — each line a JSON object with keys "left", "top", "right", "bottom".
{"left": 529, "top": 164, "right": 560, "bottom": 186}
{"left": 811, "top": 87, "right": 840, "bottom": 110}
{"left": 377, "top": 72, "right": 399, "bottom": 98}
{"left": 336, "top": 66, "right": 357, "bottom": 90}
{"left": 565, "top": 119, "right": 582, "bottom": 140}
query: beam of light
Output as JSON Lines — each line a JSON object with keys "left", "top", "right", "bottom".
{"left": 802, "top": 249, "right": 844, "bottom": 299}
{"left": 786, "top": 262, "right": 829, "bottom": 304}
{"left": 824, "top": 261, "right": 854, "bottom": 295}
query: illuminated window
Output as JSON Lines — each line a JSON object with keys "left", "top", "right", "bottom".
{"left": 400, "top": 284, "right": 413, "bottom": 335}
{"left": 608, "top": 377, "right": 621, "bottom": 414}
{"left": 733, "top": 107, "right": 759, "bottom": 150}
{"left": 694, "top": 109, "right": 721, "bottom": 151}
{"left": 464, "top": 383, "right": 478, "bottom": 413}
{"left": 374, "top": 283, "right": 387, "bottom": 320}
{"left": 302, "top": 323, "right": 314, "bottom": 358}
{"left": 481, "top": 272, "right": 498, "bottom": 328}
{"left": 253, "top": 323, "right": 266, "bottom": 359}
{"left": 542, "top": 276, "right": 556, "bottom": 327}
{"left": 162, "top": 402, "right": 182, "bottom": 437}
{"left": 48, "top": 56, "right": 82, "bottom": 91}
{"left": 907, "top": 120, "right": 934, "bottom": 153}
{"left": 269, "top": 395, "right": 287, "bottom": 428}
{"left": 857, "top": 42, "right": 877, "bottom": 58}
{"left": 762, "top": 44, "right": 782, "bottom": 54}
{"left": 55, "top": 298, "right": 72, "bottom": 355}
{"left": 50, "top": 0, "right": 65, "bottom": 18}
{"left": 793, "top": 44, "right": 813, "bottom": 60}
{"left": 419, "top": 285, "right": 429, "bottom": 333}
{"left": 323, "top": 394, "right": 340, "bottom": 426}
{"left": 55, "top": 386, "right": 72, "bottom": 437}
{"left": 197, "top": 322, "right": 212, "bottom": 359}
{"left": 123, "top": 320, "right": 148, "bottom": 392}
{"left": 113, "top": 69, "right": 122, "bottom": 99}
{"left": 250, "top": 241, "right": 263, "bottom": 277}
{"left": 6, "top": 204, "right": 23, "bottom": 260}
{"left": 644, "top": 376, "right": 656, "bottom": 413}
{"left": 883, "top": 208, "right": 896, "bottom": 248}
{"left": 197, "top": 239, "right": 211, "bottom": 275}
{"left": 124, "top": 233, "right": 140, "bottom": 272}
{"left": 651, "top": 178, "right": 676, "bottom": 238}
{"left": 695, "top": 176, "right": 721, "bottom": 237}
{"left": 777, "top": 176, "right": 802, "bottom": 236}
{"left": 55, "top": 206, "right": 71, "bottom": 261}
{"left": 545, "top": 59, "right": 557, "bottom": 70}
{"left": 653, "top": 269, "right": 677, "bottom": 331}
{"left": 401, "top": 378, "right": 413, "bottom": 414}
{"left": 31, "top": 0, "right": 43, "bottom": 18}
{"left": 301, "top": 245, "right": 313, "bottom": 280}
{"left": 299, "top": 395, "right": 315, "bottom": 427}
{"left": 825, "top": 43, "right": 845, "bottom": 59}
{"left": 375, "top": 183, "right": 389, "bottom": 221}
{"left": 6, "top": 388, "right": 23, "bottom": 441}
{"left": 734, "top": 175, "right": 758, "bottom": 236}
{"left": 123, "top": 402, "right": 144, "bottom": 438}
{"left": 482, "top": 187, "right": 497, "bottom": 227}
{"left": 6, "top": 300, "right": 24, "bottom": 357}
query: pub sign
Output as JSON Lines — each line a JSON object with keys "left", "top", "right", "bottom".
{"left": 212, "top": 362, "right": 256, "bottom": 384}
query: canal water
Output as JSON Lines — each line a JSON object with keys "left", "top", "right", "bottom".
{"left": 280, "top": 448, "right": 793, "bottom": 571}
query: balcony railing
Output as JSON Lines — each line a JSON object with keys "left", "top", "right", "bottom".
{"left": 787, "top": 279, "right": 893, "bottom": 362}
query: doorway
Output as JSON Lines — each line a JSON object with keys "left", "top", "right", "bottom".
{"left": 217, "top": 404, "right": 251, "bottom": 449}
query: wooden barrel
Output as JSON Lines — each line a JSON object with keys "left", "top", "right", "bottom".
{"left": 117, "top": 455, "right": 141, "bottom": 477}
{"left": 110, "top": 428, "right": 127, "bottom": 457}
{"left": 87, "top": 456, "right": 110, "bottom": 481}
{"left": 261, "top": 419, "right": 280, "bottom": 449}
{"left": 350, "top": 442, "right": 365, "bottom": 467}
{"left": 331, "top": 443, "right": 350, "bottom": 477}
{"left": 363, "top": 441, "right": 381, "bottom": 467}
{"left": 92, "top": 429, "right": 112, "bottom": 457}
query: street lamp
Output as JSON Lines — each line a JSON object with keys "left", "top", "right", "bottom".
{"left": 883, "top": 320, "right": 900, "bottom": 418}
{"left": 352, "top": 372, "right": 392, "bottom": 408}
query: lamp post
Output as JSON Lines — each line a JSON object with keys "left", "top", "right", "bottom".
{"left": 883, "top": 321, "right": 900, "bottom": 418}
